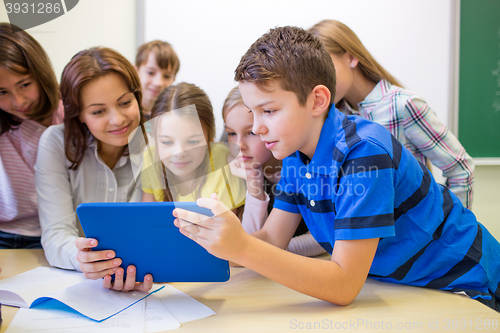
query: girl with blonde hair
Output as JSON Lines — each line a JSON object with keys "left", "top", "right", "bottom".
{"left": 141, "top": 82, "right": 246, "bottom": 212}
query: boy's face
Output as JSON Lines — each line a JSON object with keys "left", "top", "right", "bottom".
{"left": 239, "top": 81, "right": 316, "bottom": 160}
{"left": 136, "top": 52, "right": 176, "bottom": 112}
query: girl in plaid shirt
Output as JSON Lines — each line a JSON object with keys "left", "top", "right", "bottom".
{"left": 309, "top": 20, "right": 474, "bottom": 209}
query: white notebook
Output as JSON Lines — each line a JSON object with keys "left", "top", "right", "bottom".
{"left": 0, "top": 266, "right": 163, "bottom": 321}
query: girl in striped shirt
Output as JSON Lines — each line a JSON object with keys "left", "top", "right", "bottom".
{"left": 0, "top": 23, "right": 63, "bottom": 249}
{"left": 309, "top": 20, "right": 474, "bottom": 209}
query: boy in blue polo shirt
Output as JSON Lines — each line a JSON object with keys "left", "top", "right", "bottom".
{"left": 173, "top": 26, "right": 500, "bottom": 311}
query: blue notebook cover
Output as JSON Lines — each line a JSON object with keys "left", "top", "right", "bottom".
{"left": 76, "top": 202, "right": 230, "bottom": 283}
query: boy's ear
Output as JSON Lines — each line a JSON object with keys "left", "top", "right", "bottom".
{"left": 310, "top": 85, "right": 331, "bottom": 117}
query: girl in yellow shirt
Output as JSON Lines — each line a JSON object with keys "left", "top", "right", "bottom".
{"left": 141, "top": 82, "right": 245, "bottom": 211}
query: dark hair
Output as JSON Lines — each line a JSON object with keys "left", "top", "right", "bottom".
{"left": 234, "top": 26, "right": 336, "bottom": 106}
{"left": 136, "top": 40, "right": 180, "bottom": 75}
{"left": 0, "top": 23, "right": 59, "bottom": 135}
{"left": 60, "top": 47, "right": 145, "bottom": 170}
{"left": 149, "top": 82, "right": 215, "bottom": 201}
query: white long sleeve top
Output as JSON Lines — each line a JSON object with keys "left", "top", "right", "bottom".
{"left": 241, "top": 191, "right": 326, "bottom": 257}
{"left": 35, "top": 124, "right": 142, "bottom": 270}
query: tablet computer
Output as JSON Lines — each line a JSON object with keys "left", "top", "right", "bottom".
{"left": 76, "top": 202, "right": 230, "bottom": 283}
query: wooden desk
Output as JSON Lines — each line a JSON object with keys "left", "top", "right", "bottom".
{"left": 1, "top": 249, "right": 499, "bottom": 332}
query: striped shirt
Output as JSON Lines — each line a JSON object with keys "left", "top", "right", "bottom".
{"left": 338, "top": 79, "right": 474, "bottom": 209}
{"left": 0, "top": 104, "right": 64, "bottom": 237}
{"left": 274, "top": 106, "right": 500, "bottom": 301}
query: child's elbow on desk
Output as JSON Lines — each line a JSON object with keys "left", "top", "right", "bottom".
{"left": 320, "top": 284, "right": 362, "bottom": 307}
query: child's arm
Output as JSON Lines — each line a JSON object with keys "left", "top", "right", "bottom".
{"left": 286, "top": 232, "right": 326, "bottom": 257}
{"left": 402, "top": 96, "right": 474, "bottom": 208}
{"left": 142, "top": 192, "right": 155, "bottom": 202}
{"left": 174, "top": 196, "right": 379, "bottom": 305}
{"left": 240, "top": 190, "right": 269, "bottom": 233}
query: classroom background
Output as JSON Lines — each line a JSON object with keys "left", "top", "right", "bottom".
{"left": 1, "top": 0, "right": 498, "bottom": 239}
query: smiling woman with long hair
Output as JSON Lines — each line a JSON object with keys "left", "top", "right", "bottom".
{"left": 35, "top": 47, "right": 152, "bottom": 292}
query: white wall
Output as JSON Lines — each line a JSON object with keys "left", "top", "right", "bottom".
{"left": 0, "top": 0, "right": 138, "bottom": 82}
{"left": 143, "top": 0, "right": 455, "bottom": 139}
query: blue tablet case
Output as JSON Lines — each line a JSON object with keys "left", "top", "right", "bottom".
{"left": 76, "top": 202, "right": 230, "bottom": 283}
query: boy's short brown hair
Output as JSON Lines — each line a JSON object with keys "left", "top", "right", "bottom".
{"left": 136, "top": 40, "right": 180, "bottom": 75}
{"left": 234, "top": 26, "right": 336, "bottom": 106}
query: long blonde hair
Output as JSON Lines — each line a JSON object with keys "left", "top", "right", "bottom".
{"left": 309, "top": 20, "right": 403, "bottom": 87}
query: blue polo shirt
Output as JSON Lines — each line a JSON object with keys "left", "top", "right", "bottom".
{"left": 274, "top": 105, "right": 500, "bottom": 301}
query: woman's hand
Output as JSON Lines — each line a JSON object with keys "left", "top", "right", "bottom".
{"left": 102, "top": 265, "right": 153, "bottom": 292}
{"left": 75, "top": 237, "right": 153, "bottom": 292}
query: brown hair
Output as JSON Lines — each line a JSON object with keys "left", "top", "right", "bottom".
{"left": 60, "top": 47, "right": 145, "bottom": 170}
{"left": 309, "top": 20, "right": 403, "bottom": 87}
{"left": 234, "top": 26, "right": 336, "bottom": 107}
{"left": 150, "top": 82, "right": 215, "bottom": 201}
{"left": 0, "top": 23, "right": 59, "bottom": 135}
{"left": 136, "top": 40, "right": 180, "bottom": 76}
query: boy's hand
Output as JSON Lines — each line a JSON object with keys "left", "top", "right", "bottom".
{"left": 173, "top": 193, "right": 251, "bottom": 263}
{"left": 75, "top": 237, "right": 153, "bottom": 292}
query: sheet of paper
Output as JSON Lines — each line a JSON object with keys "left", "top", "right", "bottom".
{"left": 0, "top": 267, "right": 86, "bottom": 308}
{"left": 154, "top": 284, "right": 216, "bottom": 323}
{"left": 5, "top": 298, "right": 145, "bottom": 333}
{"left": 145, "top": 296, "right": 181, "bottom": 332}
{"left": 34, "top": 279, "right": 164, "bottom": 321}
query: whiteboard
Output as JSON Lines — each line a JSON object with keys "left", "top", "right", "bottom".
{"left": 141, "top": 0, "right": 455, "bottom": 139}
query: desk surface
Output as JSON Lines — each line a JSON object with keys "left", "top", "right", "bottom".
{"left": 0, "top": 249, "right": 499, "bottom": 332}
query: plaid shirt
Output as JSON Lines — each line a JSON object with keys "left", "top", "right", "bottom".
{"left": 338, "top": 79, "right": 474, "bottom": 209}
